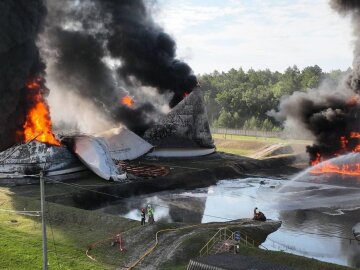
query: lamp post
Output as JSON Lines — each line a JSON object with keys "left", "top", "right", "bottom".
{"left": 40, "top": 170, "right": 48, "bottom": 270}
{"left": 40, "top": 146, "right": 52, "bottom": 270}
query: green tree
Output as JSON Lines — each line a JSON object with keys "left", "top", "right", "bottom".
{"left": 215, "top": 110, "right": 234, "bottom": 128}
{"left": 199, "top": 65, "right": 346, "bottom": 130}
{"left": 300, "top": 65, "right": 323, "bottom": 89}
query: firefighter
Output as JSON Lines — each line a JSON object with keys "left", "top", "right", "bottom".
{"left": 140, "top": 208, "right": 146, "bottom": 225}
{"left": 253, "top": 207, "right": 266, "bottom": 221}
{"left": 147, "top": 204, "right": 155, "bottom": 224}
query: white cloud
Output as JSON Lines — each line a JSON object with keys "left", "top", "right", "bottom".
{"left": 156, "top": 0, "right": 353, "bottom": 74}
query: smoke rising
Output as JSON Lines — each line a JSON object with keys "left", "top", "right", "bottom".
{"left": 100, "top": 0, "right": 198, "bottom": 107}
{"left": 270, "top": 0, "right": 360, "bottom": 163}
{"left": 0, "top": 0, "right": 47, "bottom": 151}
{"left": 269, "top": 82, "right": 360, "bottom": 162}
{"left": 42, "top": 0, "right": 197, "bottom": 135}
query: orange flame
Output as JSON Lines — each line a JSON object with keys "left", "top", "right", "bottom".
{"left": 121, "top": 96, "right": 134, "bottom": 108}
{"left": 308, "top": 95, "right": 360, "bottom": 175}
{"left": 310, "top": 132, "right": 360, "bottom": 176}
{"left": 23, "top": 79, "right": 60, "bottom": 146}
{"left": 347, "top": 96, "right": 359, "bottom": 106}
{"left": 340, "top": 136, "right": 348, "bottom": 151}
{"left": 311, "top": 162, "right": 360, "bottom": 176}
{"left": 311, "top": 152, "right": 321, "bottom": 166}
{"left": 350, "top": 132, "right": 360, "bottom": 138}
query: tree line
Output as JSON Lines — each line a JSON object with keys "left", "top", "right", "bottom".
{"left": 199, "top": 65, "right": 348, "bottom": 131}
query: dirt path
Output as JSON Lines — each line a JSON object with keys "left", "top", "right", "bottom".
{"left": 120, "top": 219, "right": 281, "bottom": 269}
{"left": 250, "top": 143, "right": 286, "bottom": 159}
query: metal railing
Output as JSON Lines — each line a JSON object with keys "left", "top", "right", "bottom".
{"left": 199, "top": 228, "right": 257, "bottom": 257}
{"left": 211, "top": 128, "right": 283, "bottom": 138}
{"left": 199, "top": 227, "right": 230, "bottom": 256}
{"left": 214, "top": 230, "right": 236, "bottom": 254}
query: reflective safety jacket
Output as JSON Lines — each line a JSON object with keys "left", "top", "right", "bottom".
{"left": 147, "top": 207, "right": 154, "bottom": 216}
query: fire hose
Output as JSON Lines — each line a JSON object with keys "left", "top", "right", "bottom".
{"left": 127, "top": 224, "right": 199, "bottom": 270}
{"left": 85, "top": 224, "right": 200, "bottom": 269}
{"left": 86, "top": 232, "right": 127, "bottom": 262}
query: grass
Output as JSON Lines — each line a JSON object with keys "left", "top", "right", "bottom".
{"left": 0, "top": 225, "right": 107, "bottom": 270}
{"left": 0, "top": 188, "right": 137, "bottom": 269}
{"left": 212, "top": 133, "right": 311, "bottom": 145}
{"left": 212, "top": 133, "right": 311, "bottom": 157}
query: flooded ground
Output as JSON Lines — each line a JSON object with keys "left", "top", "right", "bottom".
{"left": 98, "top": 177, "right": 360, "bottom": 268}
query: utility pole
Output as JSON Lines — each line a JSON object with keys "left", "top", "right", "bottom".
{"left": 40, "top": 171, "right": 48, "bottom": 270}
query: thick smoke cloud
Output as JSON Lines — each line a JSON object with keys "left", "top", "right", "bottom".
{"left": 43, "top": 0, "right": 197, "bottom": 135}
{"left": 46, "top": 27, "right": 156, "bottom": 135}
{"left": 269, "top": 85, "right": 360, "bottom": 162}
{"left": 99, "top": 0, "right": 198, "bottom": 108}
{"left": 0, "top": 1, "right": 46, "bottom": 151}
{"left": 331, "top": 0, "right": 360, "bottom": 93}
{"left": 270, "top": 0, "right": 360, "bottom": 163}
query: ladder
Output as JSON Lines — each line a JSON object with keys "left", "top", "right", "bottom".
{"left": 199, "top": 227, "right": 256, "bottom": 257}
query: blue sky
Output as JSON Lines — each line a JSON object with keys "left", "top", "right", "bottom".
{"left": 155, "top": 0, "right": 353, "bottom": 74}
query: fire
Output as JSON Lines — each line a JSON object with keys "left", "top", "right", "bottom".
{"left": 311, "top": 162, "right": 360, "bottom": 176}
{"left": 310, "top": 133, "right": 360, "bottom": 176}
{"left": 350, "top": 132, "right": 360, "bottom": 152}
{"left": 121, "top": 95, "right": 134, "bottom": 108}
{"left": 23, "top": 78, "right": 60, "bottom": 146}
{"left": 311, "top": 152, "right": 321, "bottom": 166}
{"left": 340, "top": 136, "right": 348, "bottom": 150}
{"left": 308, "top": 96, "right": 360, "bottom": 175}
{"left": 350, "top": 132, "right": 360, "bottom": 138}
{"left": 347, "top": 96, "right": 359, "bottom": 106}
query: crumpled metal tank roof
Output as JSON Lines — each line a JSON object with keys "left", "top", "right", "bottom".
{"left": 96, "top": 126, "right": 153, "bottom": 161}
{"left": 73, "top": 135, "right": 127, "bottom": 181}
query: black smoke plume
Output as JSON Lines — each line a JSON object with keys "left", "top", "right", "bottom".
{"left": 44, "top": 0, "right": 197, "bottom": 135}
{"left": 269, "top": 89, "right": 360, "bottom": 163}
{"left": 99, "top": 0, "right": 198, "bottom": 108}
{"left": 0, "top": 0, "right": 47, "bottom": 151}
{"left": 270, "top": 0, "right": 360, "bottom": 163}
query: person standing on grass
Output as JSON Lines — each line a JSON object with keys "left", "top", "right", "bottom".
{"left": 147, "top": 204, "right": 155, "bottom": 224}
{"left": 140, "top": 208, "right": 146, "bottom": 225}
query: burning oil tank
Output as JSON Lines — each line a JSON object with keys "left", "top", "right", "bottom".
{"left": 143, "top": 89, "right": 215, "bottom": 157}
{"left": 277, "top": 152, "right": 360, "bottom": 210}
{"left": 0, "top": 140, "right": 87, "bottom": 184}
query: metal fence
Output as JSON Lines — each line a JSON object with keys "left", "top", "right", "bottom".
{"left": 211, "top": 128, "right": 283, "bottom": 138}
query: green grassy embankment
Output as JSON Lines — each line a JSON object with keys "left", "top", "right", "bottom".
{"left": 212, "top": 133, "right": 310, "bottom": 158}
{"left": 0, "top": 187, "right": 137, "bottom": 269}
